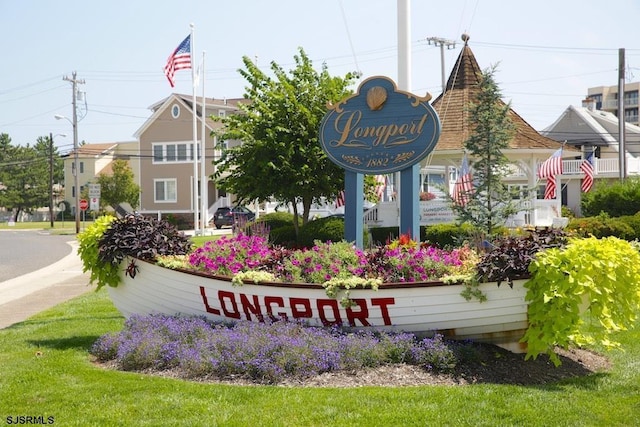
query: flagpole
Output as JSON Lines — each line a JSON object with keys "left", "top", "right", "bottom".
{"left": 190, "top": 23, "right": 199, "bottom": 233}
{"left": 200, "top": 50, "right": 208, "bottom": 232}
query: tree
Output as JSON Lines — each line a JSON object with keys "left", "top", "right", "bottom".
{"left": 213, "top": 48, "right": 358, "bottom": 235}
{"left": 95, "top": 159, "right": 140, "bottom": 209}
{"left": 0, "top": 134, "right": 62, "bottom": 221}
{"left": 451, "top": 66, "right": 518, "bottom": 235}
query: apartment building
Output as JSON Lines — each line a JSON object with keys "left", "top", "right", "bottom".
{"left": 587, "top": 82, "right": 640, "bottom": 126}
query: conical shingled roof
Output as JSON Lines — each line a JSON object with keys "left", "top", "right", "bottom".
{"left": 431, "top": 36, "right": 563, "bottom": 152}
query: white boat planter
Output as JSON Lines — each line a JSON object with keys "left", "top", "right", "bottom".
{"left": 108, "top": 258, "right": 530, "bottom": 353}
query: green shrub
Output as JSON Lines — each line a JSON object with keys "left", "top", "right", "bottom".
{"left": 424, "top": 223, "right": 477, "bottom": 248}
{"left": 256, "top": 212, "right": 300, "bottom": 230}
{"left": 582, "top": 177, "right": 640, "bottom": 217}
{"left": 523, "top": 236, "right": 640, "bottom": 365}
{"left": 369, "top": 226, "right": 399, "bottom": 245}
{"left": 561, "top": 205, "right": 575, "bottom": 218}
{"left": 619, "top": 212, "right": 640, "bottom": 240}
{"left": 77, "top": 215, "right": 119, "bottom": 290}
{"left": 269, "top": 225, "right": 298, "bottom": 246}
{"left": 567, "top": 213, "right": 635, "bottom": 239}
{"left": 298, "top": 217, "right": 346, "bottom": 247}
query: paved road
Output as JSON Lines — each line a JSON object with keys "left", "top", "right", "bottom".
{"left": 0, "top": 230, "right": 90, "bottom": 329}
{"left": 0, "top": 230, "right": 76, "bottom": 282}
{"left": 0, "top": 227, "right": 228, "bottom": 328}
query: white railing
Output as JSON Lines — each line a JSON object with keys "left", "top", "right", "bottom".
{"left": 537, "top": 158, "right": 640, "bottom": 176}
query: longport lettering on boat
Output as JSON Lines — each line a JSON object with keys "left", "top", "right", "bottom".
{"left": 199, "top": 287, "right": 395, "bottom": 327}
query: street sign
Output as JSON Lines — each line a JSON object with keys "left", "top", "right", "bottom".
{"left": 79, "top": 199, "right": 89, "bottom": 211}
{"left": 90, "top": 197, "right": 100, "bottom": 211}
{"left": 88, "top": 184, "right": 101, "bottom": 198}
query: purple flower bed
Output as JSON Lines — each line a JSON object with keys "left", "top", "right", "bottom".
{"left": 91, "top": 314, "right": 458, "bottom": 384}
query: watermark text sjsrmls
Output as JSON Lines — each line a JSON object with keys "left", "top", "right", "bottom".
{"left": 5, "top": 415, "right": 55, "bottom": 425}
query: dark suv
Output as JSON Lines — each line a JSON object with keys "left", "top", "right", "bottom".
{"left": 212, "top": 206, "right": 255, "bottom": 229}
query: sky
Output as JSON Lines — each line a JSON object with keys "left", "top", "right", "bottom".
{"left": 2, "top": 0, "right": 640, "bottom": 156}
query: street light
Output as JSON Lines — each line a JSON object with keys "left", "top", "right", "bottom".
{"left": 55, "top": 113, "right": 80, "bottom": 234}
{"left": 49, "top": 133, "right": 66, "bottom": 228}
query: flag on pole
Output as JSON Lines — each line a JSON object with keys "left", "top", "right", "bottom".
{"left": 452, "top": 154, "right": 473, "bottom": 206}
{"left": 335, "top": 191, "right": 345, "bottom": 208}
{"left": 164, "top": 35, "right": 191, "bottom": 87}
{"left": 580, "top": 153, "right": 595, "bottom": 193}
{"left": 537, "top": 148, "right": 563, "bottom": 178}
{"left": 374, "top": 175, "right": 386, "bottom": 201}
{"left": 543, "top": 177, "right": 557, "bottom": 199}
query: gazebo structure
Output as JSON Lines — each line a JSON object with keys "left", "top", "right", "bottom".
{"left": 369, "top": 35, "right": 577, "bottom": 228}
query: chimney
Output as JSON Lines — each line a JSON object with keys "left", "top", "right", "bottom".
{"left": 582, "top": 97, "right": 596, "bottom": 111}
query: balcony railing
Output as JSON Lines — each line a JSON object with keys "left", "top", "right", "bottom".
{"left": 557, "top": 158, "right": 640, "bottom": 176}
{"left": 602, "top": 99, "right": 639, "bottom": 109}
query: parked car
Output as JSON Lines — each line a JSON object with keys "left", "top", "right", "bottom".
{"left": 212, "top": 206, "right": 255, "bottom": 229}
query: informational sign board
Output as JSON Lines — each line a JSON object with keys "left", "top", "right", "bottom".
{"left": 319, "top": 76, "right": 441, "bottom": 246}
{"left": 88, "top": 184, "right": 101, "bottom": 198}
{"left": 319, "top": 76, "right": 440, "bottom": 175}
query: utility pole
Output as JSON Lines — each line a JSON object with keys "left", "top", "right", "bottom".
{"left": 49, "top": 133, "right": 54, "bottom": 229}
{"left": 63, "top": 71, "right": 85, "bottom": 234}
{"left": 426, "top": 36, "right": 456, "bottom": 94}
{"left": 618, "top": 48, "right": 627, "bottom": 181}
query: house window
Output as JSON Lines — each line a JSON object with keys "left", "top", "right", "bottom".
{"left": 153, "top": 145, "right": 163, "bottom": 162}
{"left": 177, "top": 144, "right": 187, "bottom": 161}
{"left": 80, "top": 162, "right": 84, "bottom": 174}
{"left": 152, "top": 142, "right": 195, "bottom": 164}
{"left": 624, "top": 108, "right": 638, "bottom": 123}
{"left": 624, "top": 91, "right": 638, "bottom": 107}
{"left": 166, "top": 144, "right": 176, "bottom": 162}
{"left": 219, "top": 110, "right": 226, "bottom": 118}
{"left": 508, "top": 184, "right": 528, "bottom": 200}
{"left": 154, "top": 179, "right": 177, "bottom": 203}
{"left": 171, "top": 104, "right": 180, "bottom": 118}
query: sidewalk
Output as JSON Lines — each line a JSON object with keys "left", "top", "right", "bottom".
{"left": 0, "top": 241, "right": 91, "bottom": 329}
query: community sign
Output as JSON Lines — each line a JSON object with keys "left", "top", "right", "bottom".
{"left": 319, "top": 76, "right": 440, "bottom": 175}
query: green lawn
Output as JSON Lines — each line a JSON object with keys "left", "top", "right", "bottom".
{"left": 0, "top": 290, "right": 638, "bottom": 426}
{"left": 0, "top": 220, "right": 83, "bottom": 234}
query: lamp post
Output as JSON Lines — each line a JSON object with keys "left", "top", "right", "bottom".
{"left": 55, "top": 113, "right": 80, "bottom": 234}
{"left": 49, "top": 133, "right": 66, "bottom": 228}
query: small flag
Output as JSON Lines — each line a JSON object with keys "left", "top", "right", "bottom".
{"left": 335, "top": 191, "right": 345, "bottom": 208}
{"left": 452, "top": 154, "right": 473, "bottom": 206}
{"left": 538, "top": 148, "right": 563, "bottom": 178}
{"left": 164, "top": 35, "right": 191, "bottom": 88}
{"left": 543, "top": 177, "right": 556, "bottom": 199}
{"left": 580, "top": 153, "right": 595, "bottom": 193}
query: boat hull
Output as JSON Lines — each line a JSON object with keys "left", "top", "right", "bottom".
{"left": 109, "top": 259, "right": 529, "bottom": 353}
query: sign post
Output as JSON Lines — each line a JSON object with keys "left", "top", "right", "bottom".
{"left": 319, "top": 76, "right": 441, "bottom": 246}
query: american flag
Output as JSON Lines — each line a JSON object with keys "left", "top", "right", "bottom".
{"left": 452, "top": 154, "right": 473, "bottom": 206}
{"left": 580, "top": 153, "right": 595, "bottom": 193}
{"left": 164, "top": 35, "right": 191, "bottom": 88}
{"left": 335, "top": 191, "right": 345, "bottom": 208}
{"left": 537, "top": 148, "right": 563, "bottom": 178}
{"left": 374, "top": 175, "right": 386, "bottom": 201}
{"left": 543, "top": 177, "right": 557, "bottom": 199}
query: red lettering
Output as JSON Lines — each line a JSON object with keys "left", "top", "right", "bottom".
{"left": 371, "top": 297, "right": 395, "bottom": 325}
{"left": 199, "top": 286, "right": 220, "bottom": 315}
{"left": 218, "top": 290, "right": 241, "bottom": 319}
{"left": 317, "top": 299, "right": 342, "bottom": 326}
{"left": 345, "top": 299, "right": 370, "bottom": 326}
{"left": 264, "top": 296, "right": 287, "bottom": 320}
{"left": 289, "top": 297, "right": 312, "bottom": 319}
{"left": 240, "top": 293, "right": 263, "bottom": 322}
